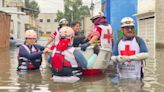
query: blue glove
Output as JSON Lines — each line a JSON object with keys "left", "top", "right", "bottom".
{"left": 80, "top": 42, "right": 90, "bottom": 51}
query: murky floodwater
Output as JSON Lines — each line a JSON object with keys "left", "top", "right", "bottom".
{"left": 0, "top": 47, "right": 164, "bottom": 92}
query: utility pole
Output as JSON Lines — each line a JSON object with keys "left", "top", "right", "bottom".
{"left": 90, "top": 0, "right": 94, "bottom": 16}
{"left": 2, "top": 0, "right": 5, "bottom": 7}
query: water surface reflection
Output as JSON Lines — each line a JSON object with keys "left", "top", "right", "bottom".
{"left": 0, "top": 47, "right": 164, "bottom": 92}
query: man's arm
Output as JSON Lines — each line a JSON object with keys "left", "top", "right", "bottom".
{"left": 19, "top": 46, "right": 43, "bottom": 60}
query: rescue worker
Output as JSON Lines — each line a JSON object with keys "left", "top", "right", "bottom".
{"left": 47, "top": 26, "right": 100, "bottom": 83}
{"left": 17, "top": 29, "right": 45, "bottom": 71}
{"left": 111, "top": 17, "right": 148, "bottom": 79}
{"left": 45, "top": 18, "right": 68, "bottom": 47}
{"left": 71, "top": 21, "right": 85, "bottom": 47}
{"left": 45, "top": 18, "right": 68, "bottom": 63}
{"left": 80, "top": 11, "right": 113, "bottom": 52}
{"left": 80, "top": 11, "right": 113, "bottom": 70}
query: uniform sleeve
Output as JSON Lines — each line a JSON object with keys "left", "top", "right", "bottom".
{"left": 138, "top": 37, "right": 148, "bottom": 52}
{"left": 34, "top": 44, "right": 45, "bottom": 51}
{"left": 19, "top": 45, "right": 43, "bottom": 60}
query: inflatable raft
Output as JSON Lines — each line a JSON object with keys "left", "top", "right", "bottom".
{"left": 81, "top": 46, "right": 112, "bottom": 75}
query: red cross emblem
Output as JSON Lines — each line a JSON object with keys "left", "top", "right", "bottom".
{"left": 120, "top": 45, "right": 135, "bottom": 56}
{"left": 104, "top": 29, "right": 112, "bottom": 43}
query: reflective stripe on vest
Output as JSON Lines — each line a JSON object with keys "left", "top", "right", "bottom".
{"left": 18, "top": 44, "right": 42, "bottom": 69}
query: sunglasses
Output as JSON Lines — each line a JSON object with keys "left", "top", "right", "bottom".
{"left": 122, "top": 26, "right": 134, "bottom": 30}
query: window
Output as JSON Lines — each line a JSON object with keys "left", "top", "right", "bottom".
{"left": 46, "top": 31, "right": 51, "bottom": 34}
{"left": 40, "top": 19, "right": 43, "bottom": 22}
{"left": 54, "top": 19, "right": 58, "bottom": 22}
{"left": 47, "top": 19, "right": 50, "bottom": 22}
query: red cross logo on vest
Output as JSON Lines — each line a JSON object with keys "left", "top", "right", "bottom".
{"left": 121, "top": 45, "right": 135, "bottom": 56}
{"left": 104, "top": 29, "right": 112, "bottom": 43}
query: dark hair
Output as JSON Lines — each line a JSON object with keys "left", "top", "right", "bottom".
{"left": 71, "top": 21, "right": 81, "bottom": 27}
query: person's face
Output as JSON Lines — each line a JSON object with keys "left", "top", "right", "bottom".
{"left": 121, "top": 26, "right": 135, "bottom": 37}
{"left": 72, "top": 23, "right": 80, "bottom": 32}
{"left": 25, "top": 38, "right": 37, "bottom": 45}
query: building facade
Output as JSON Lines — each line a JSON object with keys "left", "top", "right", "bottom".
{"left": 156, "top": 0, "right": 164, "bottom": 46}
{"left": 0, "top": 0, "right": 4, "bottom": 7}
{"left": 37, "top": 13, "right": 58, "bottom": 35}
{"left": 136, "top": 0, "right": 155, "bottom": 59}
{"left": 0, "top": 0, "right": 27, "bottom": 40}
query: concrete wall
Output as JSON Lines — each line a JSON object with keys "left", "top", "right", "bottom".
{"left": 138, "top": 0, "right": 155, "bottom": 13}
{"left": 156, "top": 0, "right": 164, "bottom": 45}
{"left": 82, "top": 16, "right": 92, "bottom": 36}
{"left": 0, "top": 0, "right": 3, "bottom": 7}
{"left": 137, "top": 0, "right": 155, "bottom": 58}
{"left": 37, "top": 13, "right": 58, "bottom": 34}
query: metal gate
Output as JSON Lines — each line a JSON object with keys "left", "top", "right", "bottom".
{"left": 138, "top": 16, "right": 155, "bottom": 59}
{"left": 0, "top": 11, "right": 11, "bottom": 48}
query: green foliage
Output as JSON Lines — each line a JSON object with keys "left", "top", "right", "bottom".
{"left": 25, "top": 0, "right": 40, "bottom": 18}
{"left": 117, "top": 30, "right": 138, "bottom": 39}
{"left": 56, "top": 0, "right": 90, "bottom": 23}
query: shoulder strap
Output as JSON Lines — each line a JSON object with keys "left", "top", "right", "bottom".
{"left": 135, "top": 36, "right": 141, "bottom": 48}
{"left": 33, "top": 44, "right": 39, "bottom": 52}
{"left": 21, "top": 44, "right": 31, "bottom": 53}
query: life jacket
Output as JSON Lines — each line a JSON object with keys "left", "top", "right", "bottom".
{"left": 17, "top": 44, "right": 42, "bottom": 71}
{"left": 51, "top": 38, "right": 79, "bottom": 76}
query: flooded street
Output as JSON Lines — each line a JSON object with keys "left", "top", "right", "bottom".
{"left": 0, "top": 47, "right": 164, "bottom": 92}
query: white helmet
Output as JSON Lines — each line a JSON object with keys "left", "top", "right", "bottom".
{"left": 59, "top": 18, "right": 68, "bottom": 25}
{"left": 59, "top": 26, "right": 74, "bottom": 39}
{"left": 90, "top": 11, "right": 105, "bottom": 21}
{"left": 121, "top": 17, "right": 135, "bottom": 27}
{"left": 25, "top": 29, "right": 37, "bottom": 39}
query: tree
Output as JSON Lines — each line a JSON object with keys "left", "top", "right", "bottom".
{"left": 56, "top": 0, "right": 90, "bottom": 23}
{"left": 24, "top": 0, "right": 40, "bottom": 18}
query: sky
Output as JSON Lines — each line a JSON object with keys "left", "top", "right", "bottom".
{"left": 34, "top": 0, "right": 101, "bottom": 13}
{"left": 35, "top": 0, "right": 64, "bottom": 13}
